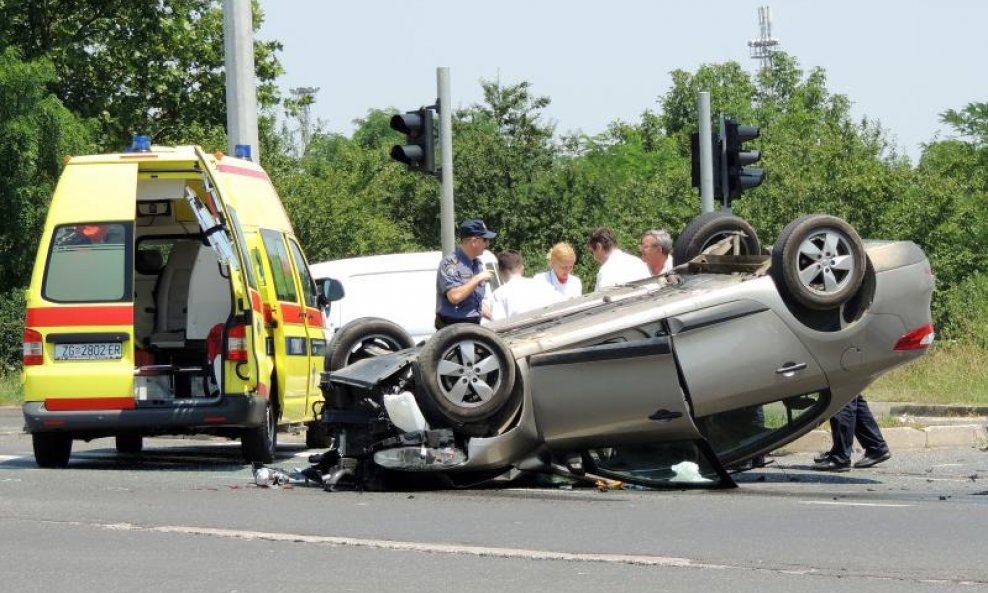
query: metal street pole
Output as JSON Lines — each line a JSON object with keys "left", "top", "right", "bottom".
{"left": 698, "top": 92, "right": 714, "bottom": 213}
{"left": 437, "top": 67, "right": 455, "bottom": 255}
{"left": 223, "top": 0, "right": 260, "bottom": 161}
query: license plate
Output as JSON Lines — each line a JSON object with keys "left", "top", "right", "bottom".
{"left": 54, "top": 342, "right": 123, "bottom": 360}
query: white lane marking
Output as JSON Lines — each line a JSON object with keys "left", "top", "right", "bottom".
{"left": 801, "top": 501, "right": 912, "bottom": 508}
{"left": 96, "top": 521, "right": 699, "bottom": 567}
{"left": 0, "top": 455, "right": 23, "bottom": 463}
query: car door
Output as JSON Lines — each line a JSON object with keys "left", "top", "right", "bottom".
{"left": 528, "top": 333, "right": 701, "bottom": 450}
{"left": 286, "top": 238, "right": 325, "bottom": 420}
{"left": 258, "top": 229, "right": 310, "bottom": 420}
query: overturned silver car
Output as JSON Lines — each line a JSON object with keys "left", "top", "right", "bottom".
{"left": 310, "top": 213, "right": 935, "bottom": 490}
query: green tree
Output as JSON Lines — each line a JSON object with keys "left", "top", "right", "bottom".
{"left": 0, "top": 0, "right": 283, "bottom": 149}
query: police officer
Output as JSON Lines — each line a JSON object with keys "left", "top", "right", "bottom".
{"left": 435, "top": 219, "right": 497, "bottom": 329}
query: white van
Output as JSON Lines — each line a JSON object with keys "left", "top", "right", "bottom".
{"left": 310, "top": 251, "right": 500, "bottom": 343}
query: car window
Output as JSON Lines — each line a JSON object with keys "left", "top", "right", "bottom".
{"left": 259, "top": 229, "right": 298, "bottom": 303}
{"left": 288, "top": 239, "right": 316, "bottom": 308}
{"left": 226, "top": 206, "right": 256, "bottom": 289}
{"left": 695, "top": 392, "right": 826, "bottom": 465}
{"left": 43, "top": 222, "right": 132, "bottom": 303}
{"left": 585, "top": 441, "right": 724, "bottom": 487}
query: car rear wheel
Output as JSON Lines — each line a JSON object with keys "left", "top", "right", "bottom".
{"left": 115, "top": 434, "right": 143, "bottom": 454}
{"left": 325, "top": 317, "right": 415, "bottom": 371}
{"left": 771, "top": 214, "right": 866, "bottom": 310}
{"left": 241, "top": 399, "right": 277, "bottom": 464}
{"left": 416, "top": 324, "right": 516, "bottom": 435}
{"left": 673, "top": 212, "right": 761, "bottom": 264}
{"left": 33, "top": 433, "right": 72, "bottom": 468}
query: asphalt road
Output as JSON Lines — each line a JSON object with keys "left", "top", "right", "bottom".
{"left": 1, "top": 407, "right": 986, "bottom": 593}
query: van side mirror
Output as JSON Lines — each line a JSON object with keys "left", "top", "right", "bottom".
{"left": 317, "top": 278, "right": 344, "bottom": 309}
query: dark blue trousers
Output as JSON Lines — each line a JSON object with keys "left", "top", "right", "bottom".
{"left": 828, "top": 395, "right": 889, "bottom": 463}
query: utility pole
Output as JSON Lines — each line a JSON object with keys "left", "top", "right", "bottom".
{"left": 437, "top": 67, "right": 454, "bottom": 255}
{"left": 223, "top": 0, "right": 259, "bottom": 161}
{"left": 697, "top": 92, "right": 714, "bottom": 213}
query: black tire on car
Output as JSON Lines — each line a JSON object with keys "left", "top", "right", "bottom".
{"left": 33, "top": 433, "right": 72, "bottom": 468}
{"left": 415, "top": 324, "right": 516, "bottom": 434}
{"left": 325, "top": 317, "right": 415, "bottom": 372}
{"left": 672, "top": 212, "right": 761, "bottom": 265}
{"left": 771, "top": 214, "right": 867, "bottom": 311}
{"left": 115, "top": 434, "right": 143, "bottom": 454}
{"left": 241, "top": 398, "right": 277, "bottom": 464}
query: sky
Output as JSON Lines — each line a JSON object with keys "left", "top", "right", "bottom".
{"left": 258, "top": 0, "right": 988, "bottom": 162}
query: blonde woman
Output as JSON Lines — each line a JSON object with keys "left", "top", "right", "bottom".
{"left": 539, "top": 242, "right": 582, "bottom": 299}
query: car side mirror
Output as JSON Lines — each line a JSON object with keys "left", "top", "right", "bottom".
{"left": 318, "top": 278, "right": 344, "bottom": 310}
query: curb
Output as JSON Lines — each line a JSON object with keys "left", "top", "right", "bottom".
{"left": 780, "top": 424, "right": 988, "bottom": 454}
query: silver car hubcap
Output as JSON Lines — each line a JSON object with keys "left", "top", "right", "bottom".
{"left": 435, "top": 339, "right": 503, "bottom": 408}
{"left": 796, "top": 229, "right": 856, "bottom": 295}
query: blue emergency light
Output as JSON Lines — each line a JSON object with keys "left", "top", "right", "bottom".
{"left": 131, "top": 134, "right": 151, "bottom": 152}
{"left": 234, "top": 144, "right": 252, "bottom": 161}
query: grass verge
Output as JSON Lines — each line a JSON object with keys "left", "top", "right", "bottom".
{"left": 0, "top": 371, "right": 22, "bottom": 406}
{"left": 865, "top": 341, "right": 988, "bottom": 405}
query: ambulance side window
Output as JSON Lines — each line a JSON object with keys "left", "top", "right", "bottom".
{"left": 226, "top": 206, "right": 256, "bottom": 289}
{"left": 259, "top": 229, "right": 298, "bottom": 303}
{"left": 288, "top": 239, "right": 317, "bottom": 308}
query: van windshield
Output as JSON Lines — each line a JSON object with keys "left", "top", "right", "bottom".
{"left": 44, "top": 222, "right": 132, "bottom": 303}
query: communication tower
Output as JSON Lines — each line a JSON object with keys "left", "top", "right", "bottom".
{"left": 748, "top": 6, "right": 780, "bottom": 71}
{"left": 290, "top": 86, "right": 319, "bottom": 151}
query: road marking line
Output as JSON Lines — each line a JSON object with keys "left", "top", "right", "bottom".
{"left": 801, "top": 501, "right": 912, "bottom": 508}
{"left": 0, "top": 455, "right": 23, "bottom": 462}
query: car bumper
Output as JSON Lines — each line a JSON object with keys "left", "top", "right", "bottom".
{"left": 23, "top": 395, "right": 268, "bottom": 434}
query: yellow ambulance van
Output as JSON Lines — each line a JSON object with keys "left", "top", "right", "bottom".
{"left": 21, "top": 139, "right": 338, "bottom": 467}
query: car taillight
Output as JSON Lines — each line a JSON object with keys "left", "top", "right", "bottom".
{"left": 894, "top": 323, "right": 935, "bottom": 351}
{"left": 23, "top": 328, "right": 43, "bottom": 365}
{"left": 226, "top": 324, "right": 248, "bottom": 361}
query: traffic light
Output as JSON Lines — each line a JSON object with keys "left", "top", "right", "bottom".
{"left": 690, "top": 131, "right": 722, "bottom": 198}
{"left": 389, "top": 107, "right": 435, "bottom": 174}
{"left": 723, "top": 118, "right": 764, "bottom": 200}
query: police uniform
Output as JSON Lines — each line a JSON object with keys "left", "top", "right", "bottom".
{"left": 435, "top": 247, "right": 486, "bottom": 328}
{"left": 435, "top": 219, "right": 497, "bottom": 329}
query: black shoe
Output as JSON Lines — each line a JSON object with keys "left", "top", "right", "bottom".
{"left": 811, "top": 457, "right": 851, "bottom": 472}
{"left": 853, "top": 450, "right": 891, "bottom": 469}
{"left": 813, "top": 451, "right": 836, "bottom": 464}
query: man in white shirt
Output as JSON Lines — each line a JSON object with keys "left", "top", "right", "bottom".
{"left": 640, "top": 228, "right": 674, "bottom": 276}
{"left": 588, "top": 227, "right": 651, "bottom": 290}
{"left": 491, "top": 250, "right": 563, "bottom": 321}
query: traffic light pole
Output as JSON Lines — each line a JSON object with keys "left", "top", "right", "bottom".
{"left": 437, "top": 67, "right": 455, "bottom": 255}
{"left": 697, "top": 92, "right": 714, "bottom": 213}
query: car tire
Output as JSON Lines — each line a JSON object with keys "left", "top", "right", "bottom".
{"left": 673, "top": 212, "right": 761, "bottom": 264}
{"left": 771, "top": 214, "right": 867, "bottom": 310}
{"left": 415, "top": 324, "right": 516, "bottom": 434}
{"left": 115, "top": 434, "right": 143, "bottom": 454}
{"left": 33, "top": 433, "right": 72, "bottom": 468}
{"left": 325, "top": 317, "right": 415, "bottom": 372}
{"left": 241, "top": 398, "right": 277, "bottom": 464}
{"left": 305, "top": 420, "right": 331, "bottom": 449}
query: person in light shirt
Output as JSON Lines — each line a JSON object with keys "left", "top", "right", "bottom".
{"left": 539, "top": 241, "right": 582, "bottom": 299}
{"left": 639, "top": 228, "right": 674, "bottom": 276}
{"left": 587, "top": 227, "right": 650, "bottom": 289}
{"left": 490, "top": 250, "right": 563, "bottom": 321}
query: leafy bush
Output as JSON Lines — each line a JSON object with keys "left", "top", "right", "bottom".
{"left": 0, "top": 287, "right": 25, "bottom": 371}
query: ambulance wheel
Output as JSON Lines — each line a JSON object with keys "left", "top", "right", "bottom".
{"left": 33, "top": 433, "right": 72, "bottom": 468}
{"left": 325, "top": 317, "right": 415, "bottom": 371}
{"left": 115, "top": 434, "right": 143, "bottom": 454}
{"left": 305, "top": 420, "right": 331, "bottom": 449}
{"left": 415, "top": 324, "right": 517, "bottom": 436}
{"left": 241, "top": 399, "right": 277, "bottom": 464}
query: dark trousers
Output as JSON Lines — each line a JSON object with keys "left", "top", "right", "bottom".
{"left": 435, "top": 315, "right": 481, "bottom": 330}
{"left": 828, "top": 395, "right": 889, "bottom": 463}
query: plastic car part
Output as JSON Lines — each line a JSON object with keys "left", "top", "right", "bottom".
{"left": 325, "top": 317, "right": 415, "bottom": 371}
{"left": 673, "top": 212, "right": 761, "bottom": 265}
{"left": 771, "top": 214, "right": 866, "bottom": 310}
{"left": 415, "top": 324, "right": 516, "bottom": 431}
{"left": 373, "top": 445, "right": 467, "bottom": 470}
